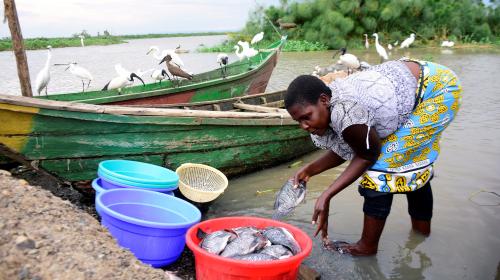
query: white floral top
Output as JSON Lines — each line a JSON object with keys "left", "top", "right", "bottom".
{"left": 311, "top": 61, "right": 417, "bottom": 160}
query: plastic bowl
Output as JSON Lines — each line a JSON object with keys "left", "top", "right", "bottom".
{"left": 98, "top": 171, "right": 178, "bottom": 191}
{"left": 92, "top": 178, "right": 174, "bottom": 198}
{"left": 96, "top": 189, "right": 201, "bottom": 267}
{"left": 98, "top": 160, "right": 178, "bottom": 185}
{"left": 186, "top": 216, "right": 312, "bottom": 279}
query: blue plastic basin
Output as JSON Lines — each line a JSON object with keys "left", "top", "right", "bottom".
{"left": 98, "top": 160, "right": 178, "bottom": 186}
{"left": 98, "top": 170, "right": 178, "bottom": 190}
{"left": 96, "top": 189, "right": 201, "bottom": 267}
{"left": 92, "top": 178, "right": 174, "bottom": 205}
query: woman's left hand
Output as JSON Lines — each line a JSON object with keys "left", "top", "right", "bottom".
{"left": 312, "top": 192, "right": 331, "bottom": 242}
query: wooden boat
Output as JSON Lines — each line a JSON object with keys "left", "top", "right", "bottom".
{"left": 0, "top": 90, "right": 315, "bottom": 184}
{"left": 37, "top": 38, "right": 286, "bottom": 106}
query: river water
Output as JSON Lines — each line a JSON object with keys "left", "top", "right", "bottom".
{"left": 1, "top": 36, "right": 499, "bottom": 279}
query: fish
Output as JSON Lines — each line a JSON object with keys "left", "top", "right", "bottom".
{"left": 262, "top": 227, "right": 301, "bottom": 255}
{"left": 220, "top": 232, "right": 270, "bottom": 258}
{"left": 232, "top": 253, "right": 278, "bottom": 261}
{"left": 198, "top": 228, "right": 236, "bottom": 255}
{"left": 232, "top": 226, "right": 260, "bottom": 236}
{"left": 272, "top": 179, "right": 306, "bottom": 220}
{"left": 259, "top": 244, "right": 293, "bottom": 259}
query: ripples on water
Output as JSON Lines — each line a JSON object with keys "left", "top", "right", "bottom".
{"left": 1, "top": 36, "right": 499, "bottom": 279}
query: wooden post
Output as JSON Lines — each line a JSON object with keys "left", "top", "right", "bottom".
{"left": 4, "top": 0, "right": 33, "bottom": 97}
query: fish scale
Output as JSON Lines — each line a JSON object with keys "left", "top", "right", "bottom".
{"left": 272, "top": 179, "right": 306, "bottom": 220}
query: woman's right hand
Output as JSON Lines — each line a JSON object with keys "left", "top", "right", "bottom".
{"left": 292, "top": 165, "right": 311, "bottom": 187}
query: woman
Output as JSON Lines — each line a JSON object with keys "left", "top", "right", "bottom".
{"left": 285, "top": 59, "right": 461, "bottom": 256}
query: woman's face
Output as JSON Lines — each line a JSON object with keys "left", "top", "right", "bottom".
{"left": 287, "top": 94, "right": 331, "bottom": 136}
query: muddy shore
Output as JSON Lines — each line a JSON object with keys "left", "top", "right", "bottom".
{"left": 0, "top": 166, "right": 196, "bottom": 280}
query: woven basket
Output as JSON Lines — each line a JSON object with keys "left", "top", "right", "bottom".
{"left": 176, "top": 163, "right": 228, "bottom": 203}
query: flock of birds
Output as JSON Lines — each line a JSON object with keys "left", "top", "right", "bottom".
{"left": 34, "top": 32, "right": 265, "bottom": 96}
{"left": 313, "top": 33, "right": 455, "bottom": 77}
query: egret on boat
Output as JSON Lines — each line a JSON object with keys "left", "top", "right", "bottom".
{"left": 251, "top": 32, "right": 264, "bottom": 45}
{"left": 364, "top": 34, "right": 369, "bottom": 49}
{"left": 78, "top": 35, "right": 85, "bottom": 47}
{"left": 63, "top": 63, "right": 93, "bottom": 92}
{"left": 159, "top": 54, "right": 193, "bottom": 87}
{"left": 236, "top": 41, "right": 259, "bottom": 65}
{"left": 333, "top": 47, "right": 360, "bottom": 74}
{"left": 400, "top": 33, "right": 415, "bottom": 49}
{"left": 234, "top": 45, "right": 245, "bottom": 61}
{"left": 217, "top": 53, "right": 229, "bottom": 78}
{"left": 147, "top": 46, "right": 185, "bottom": 67}
{"left": 372, "top": 33, "right": 389, "bottom": 62}
{"left": 151, "top": 69, "right": 170, "bottom": 84}
{"left": 35, "top": 45, "right": 52, "bottom": 96}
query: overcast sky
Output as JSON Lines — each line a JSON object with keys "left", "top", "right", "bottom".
{"left": 1, "top": 0, "right": 281, "bottom": 38}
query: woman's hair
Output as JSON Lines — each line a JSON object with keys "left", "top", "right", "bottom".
{"left": 285, "top": 75, "right": 332, "bottom": 109}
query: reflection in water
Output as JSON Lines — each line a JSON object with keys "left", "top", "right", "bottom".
{"left": 388, "top": 232, "right": 431, "bottom": 280}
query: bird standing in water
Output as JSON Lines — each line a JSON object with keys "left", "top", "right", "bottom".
{"left": 364, "top": 34, "right": 369, "bottom": 49}
{"left": 159, "top": 54, "right": 193, "bottom": 87}
{"left": 400, "top": 33, "right": 416, "bottom": 49}
{"left": 372, "top": 33, "right": 389, "bottom": 62}
{"left": 35, "top": 45, "right": 52, "bottom": 96}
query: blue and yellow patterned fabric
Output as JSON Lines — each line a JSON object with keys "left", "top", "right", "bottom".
{"left": 360, "top": 60, "right": 462, "bottom": 193}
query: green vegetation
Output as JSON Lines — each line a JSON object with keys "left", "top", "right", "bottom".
{"left": 224, "top": 0, "right": 500, "bottom": 51}
{"left": 198, "top": 38, "right": 328, "bottom": 52}
{"left": 0, "top": 31, "right": 227, "bottom": 51}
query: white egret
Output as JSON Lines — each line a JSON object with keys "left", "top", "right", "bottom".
{"left": 333, "top": 47, "right": 360, "bottom": 74}
{"left": 400, "top": 33, "right": 415, "bottom": 49}
{"left": 216, "top": 53, "right": 229, "bottom": 78}
{"left": 234, "top": 45, "right": 245, "bottom": 61}
{"left": 251, "top": 32, "right": 264, "bottom": 45}
{"left": 35, "top": 46, "right": 52, "bottom": 96}
{"left": 372, "top": 33, "right": 389, "bottom": 62}
{"left": 151, "top": 69, "right": 170, "bottom": 84}
{"left": 65, "top": 63, "right": 93, "bottom": 92}
{"left": 394, "top": 40, "right": 399, "bottom": 46}
{"left": 147, "top": 46, "right": 184, "bottom": 67}
{"left": 388, "top": 43, "right": 393, "bottom": 50}
{"left": 364, "top": 34, "right": 369, "bottom": 49}
{"left": 78, "top": 35, "right": 85, "bottom": 47}
{"left": 237, "top": 41, "right": 259, "bottom": 60}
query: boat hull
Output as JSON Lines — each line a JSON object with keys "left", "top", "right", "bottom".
{"left": 0, "top": 97, "right": 315, "bottom": 183}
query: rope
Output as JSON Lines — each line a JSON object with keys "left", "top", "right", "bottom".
{"left": 254, "top": 0, "right": 282, "bottom": 39}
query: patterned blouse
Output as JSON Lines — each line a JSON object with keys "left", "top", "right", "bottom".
{"left": 311, "top": 61, "right": 417, "bottom": 160}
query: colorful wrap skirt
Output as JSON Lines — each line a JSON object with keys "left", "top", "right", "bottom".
{"left": 359, "top": 60, "right": 462, "bottom": 193}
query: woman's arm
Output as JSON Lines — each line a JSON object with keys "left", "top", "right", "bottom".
{"left": 312, "top": 124, "right": 381, "bottom": 239}
{"left": 293, "top": 150, "right": 345, "bottom": 186}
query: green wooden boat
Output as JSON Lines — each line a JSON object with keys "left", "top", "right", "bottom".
{"left": 37, "top": 38, "right": 286, "bottom": 106}
{"left": 0, "top": 90, "right": 315, "bottom": 184}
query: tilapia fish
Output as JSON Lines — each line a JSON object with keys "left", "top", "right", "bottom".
{"left": 259, "top": 245, "right": 293, "bottom": 259}
{"left": 272, "top": 179, "right": 306, "bottom": 220}
{"left": 198, "top": 229, "right": 236, "bottom": 255}
{"left": 263, "top": 227, "right": 301, "bottom": 255}
{"left": 220, "top": 232, "right": 269, "bottom": 258}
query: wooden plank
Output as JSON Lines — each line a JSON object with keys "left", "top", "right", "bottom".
{"left": 4, "top": 0, "right": 33, "bottom": 97}
{"left": 298, "top": 264, "right": 321, "bottom": 280}
{"left": 233, "top": 103, "right": 289, "bottom": 114}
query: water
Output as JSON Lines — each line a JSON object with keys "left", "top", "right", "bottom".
{"left": 2, "top": 36, "right": 499, "bottom": 279}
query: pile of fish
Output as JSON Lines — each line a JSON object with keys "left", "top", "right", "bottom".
{"left": 272, "top": 179, "right": 307, "bottom": 220}
{"left": 197, "top": 226, "right": 301, "bottom": 261}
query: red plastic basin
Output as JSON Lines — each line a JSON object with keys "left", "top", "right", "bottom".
{"left": 186, "top": 216, "right": 313, "bottom": 280}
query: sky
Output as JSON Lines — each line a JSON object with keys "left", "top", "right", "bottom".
{"left": 0, "top": 0, "right": 281, "bottom": 38}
